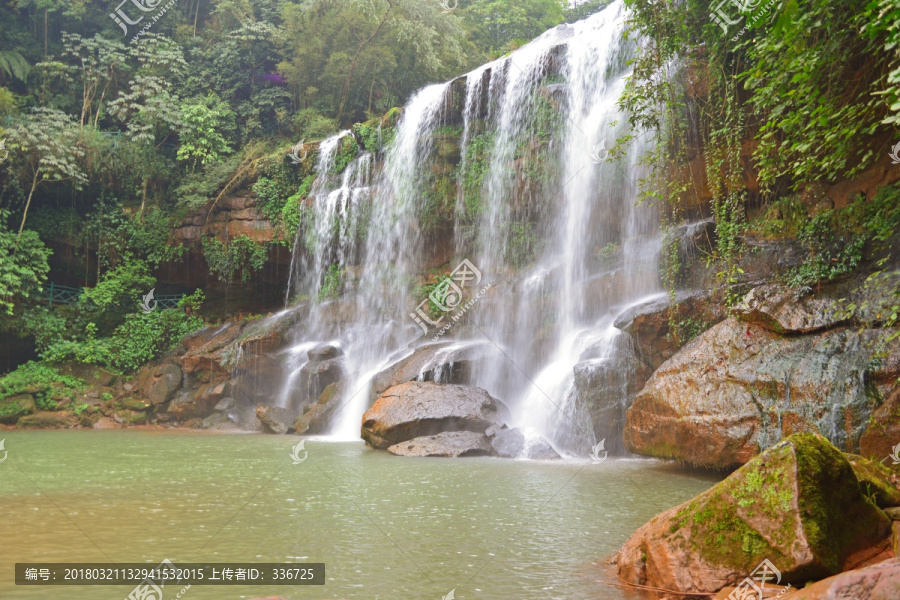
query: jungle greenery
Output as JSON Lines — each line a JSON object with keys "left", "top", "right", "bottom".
{"left": 620, "top": 0, "right": 900, "bottom": 315}
{"left": 0, "top": 0, "right": 590, "bottom": 376}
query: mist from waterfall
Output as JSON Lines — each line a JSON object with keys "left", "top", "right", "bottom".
{"left": 279, "top": 0, "right": 660, "bottom": 453}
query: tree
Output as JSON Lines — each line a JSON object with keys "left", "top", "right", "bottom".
{"left": 4, "top": 107, "right": 87, "bottom": 245}
{"left": 461, "top": 0, "right": 566, "bottom": 55}
{"left": 176, "top": 92, "right": 235, "bottom": 169}
{"left": 0, "top": 209, "right": 52, "bottom": 315}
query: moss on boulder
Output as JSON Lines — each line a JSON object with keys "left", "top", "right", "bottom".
{"left": 616, "top": 433, "right": 891, "bottom": 595}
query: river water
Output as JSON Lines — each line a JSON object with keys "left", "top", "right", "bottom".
{"left": 0, "top": 430, "right": 718, "bottom": 599}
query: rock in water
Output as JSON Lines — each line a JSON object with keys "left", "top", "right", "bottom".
{"left": 361, "top": 381, "right": 510, "bottom": 449}
{"left": 491, "top": 427, "right": 526, "bottom": 458}
{"left": 615, "top": 433, "right": 890, "bottom": 595}
{"left": 256, "top": 405, "right": 297, "bottom": 434}
{"left": 387, "top": 431, "right": 491, "bottom": 457}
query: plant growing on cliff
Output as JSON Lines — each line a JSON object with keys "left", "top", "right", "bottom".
{"left": 202, "top": 235, "right": 269, "bottom": 284}
{"left": 0, "top": 210, "right": 52, "bottom": 315}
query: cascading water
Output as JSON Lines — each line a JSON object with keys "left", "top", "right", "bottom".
{"left": 279, "top": 0, "right": 660, "bottom": 454}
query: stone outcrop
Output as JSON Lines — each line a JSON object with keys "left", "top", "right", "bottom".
{"left": 256, "top": 405, "right": 297, "bottom": 434}
{"left": 625, "top": 306, "right": 899, "bottom": 468}
{"left": 860, "top": 387, "right": 900, "bottom": 461}
{"left": 387, "top": 431, "right": 492, "bottom": 457}
{"left": 732, "top": 283, "right": 847, "bottom": 334}
{"left": 370, "top": 341, "right": 500, "bottom": 401}
{"left": 293, "top": 381, "right": 346, "bottom": 435}
{"left": 615, "top": 434, "right": 892, "bottom": 596}
{"left": 776, "top": 557, "right": 900, "bottom": 600}
{"left": 361, "top": 381, "right": 509, "bottom": 450}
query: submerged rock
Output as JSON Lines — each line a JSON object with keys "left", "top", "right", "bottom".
{"left": 361, "top": 381, "right": 509, "bottom": 449}
{"left": 256, "top": 405, "right": 297, "bottom": 434}
{"left": 615, "top": 434, "right": 890, "bottom": 595}
{"left": 625, "top": 316, "right": 899, "bottom": 468}
{"left": 387, "top": 431, "right": 491, "bottom": 457}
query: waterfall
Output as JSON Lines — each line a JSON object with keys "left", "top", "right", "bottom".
{"left": 279, "top": 0, "right": 659, "bottom": 454}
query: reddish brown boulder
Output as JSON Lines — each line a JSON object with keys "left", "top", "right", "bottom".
{"left": 625, "top": 317, "right": 899, "bottom": 469}
{"left": 860, "top": 387, "right": 900, "bottom": 462}
{"left": 615, "top": 434, "right": 890, "bottom": 596}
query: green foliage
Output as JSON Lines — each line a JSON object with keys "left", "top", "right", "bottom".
{"left": 103, "top": 309, "right": 204, "bottom": 372}
{"left": 331, "top": 135, "right": 359, "bottom": 174}
{"left": 79, "top": 259, "right": 155, "bottom": 312}
{"left": 176, "top": 93, "right": 235, "bottom": 169}
{"left": 0, "top": 210, "right": 52, "bottom": 315}
{"left": 318, "top": 264, "right": 343, "bottom": 301}
{"left": 503, "top": 221, "right": 540, "bottom": 268}
{"left": 202, "top": 235, "right": 269, "bottom": 283}
{"left": 462, "top": 0, "right": 567, "bottom": 56}
{"left": 0, "top": 361, "right": 84, "bottom": 410}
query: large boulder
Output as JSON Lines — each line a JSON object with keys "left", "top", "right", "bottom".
{"left": 17, "top": 412, "right": 72, "bottom": 428}
{"left": 370, "top": 341, "right": 500, "bottom": 401}
{"left": 625, "top": 316, "right": 900, "bottom": 469}
{"left": 387, "top": 431, "right": 492, "bottom": 457}
{"left": 491, "top": 427, "right": 526, "bottom": 458}
{"left": 256, "top": 405, "right": 297, "bottom": 434}
{"left": 860, "top": 387, "right": 900, "bottom": 461}
{"left": 361, "top": 382, "right": 509, "bottom": 449}
{"left": 615, "top": 434, "right": 891, "bottom": 595}
{"left": 776, "top": 557, "right": 900, "bottom": 600}
{"left": 136, "top": 362, "right": 184, "bottom": 406}
{"left": 844, "top": 453, "right": 900, "bottom": 508}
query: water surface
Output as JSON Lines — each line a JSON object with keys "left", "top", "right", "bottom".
{"left": 0, "top": 431, "right": 718, "bottom": 599}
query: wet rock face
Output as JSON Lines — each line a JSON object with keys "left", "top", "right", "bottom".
{"left": 732, "top": 283, "right": 847, "bottom": 334}
{"left": 859, "top": 387, "right": 900, "bottom": 461}
{"left": 490, "top": 427, "right": 525, "bottom": 458}
{"left": 387, "top": 431, "right": 492, "bottom": 457}
{"left": 361, "top": 381, "right": 510, "bottom": 450}
{"left": 625, "top": 315, "right": 900, "bottom": 469}
{"left": 293, "top": 381, "right": 346, "bottom": 435}
{"left": 616, "top": 434, "right": 891, "bottom": 596}
{"left": 370, "top": 341, "right": 501, "bottom": 401}
{"left": 613, "top": 289, "right": 726, "bottom": 372}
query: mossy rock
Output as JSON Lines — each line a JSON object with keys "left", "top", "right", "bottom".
{"left": 17, "top": 412, "right": 71, "bottom": 428}
{"left": 616, "top": 433, "right": 891, "bottom": 595}
{"left": 0, "top": 394, "right": 36, "bottom": 424}
{"left": 114, "top": 410, "right": 148, "bottom": 425}
{"left": 844, "top": 453, "right": 900, "bottom": 508}
{"left": 117, "top": 398, "right": 152, "bottom": 412}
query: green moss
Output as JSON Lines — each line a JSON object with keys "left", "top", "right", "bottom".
{"left": 331, "top": 135, "right": 359, "bottom": 174}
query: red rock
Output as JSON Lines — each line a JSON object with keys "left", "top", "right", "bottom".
{"left": 777, "top": 557, "right": 900, "bottom": 600}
